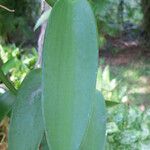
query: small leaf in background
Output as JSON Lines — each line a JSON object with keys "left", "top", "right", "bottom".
{"left": 96, "top": 66, "right": 120, "bottom": 106}
{"left": 2, "top": 57, "right": 21, "bottom": 74}
{"left": 79, "top": 92, "right": 106, "bottom": 150}
{"left": 0, "top": 68, "right": 17, "bottom": 95}
{"left": 141, "top": 141, "right": 150, "bottom": 150}
{"left": 102, "top": 65, "right": 110, "bottom": 84}
{"left": 92, "top": 0, "right": 108, "bottom": 16}
{"left": 106, "top": 122, "right": 119, "bottom": 134}
{"left": 8, "top": 69, "right": 44, "bottom": 150}
{"left": 141, "top": 124, "right": 150, "bottom": 140}
{"left": 119, "top": 130, "right": 141, "bottom": 145}
{"left": 109, "top": 79, "right": 118, "bottom": 91}
{"left": 96, "top": 67, "right": 102, "bottom": 91}
{"left": 0, "top": 44, "right": 38, "bottom": 89}
{"left": 0, "top": 91, "right": 16, "bottom": 122}
{"left": 105, "top": 100, "right": 119, "bottom": 107}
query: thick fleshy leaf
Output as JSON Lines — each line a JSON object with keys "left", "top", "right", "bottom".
{"left": 8, "top": 69, "right": 44, "bottom": 150}
{"left": 0, "top": 91, "right": 16, "bottom": 122}
{"left": 34, "top": 9, "right": 51, "bottom": 31}
{"left": 42, "top": 0, "right": 98, "bottom": 149}
{"left": 79, "top": 92, "right": 106, "bottom": 150}
{"left": 40, "top": 135, "right": 50, "bottom": 150}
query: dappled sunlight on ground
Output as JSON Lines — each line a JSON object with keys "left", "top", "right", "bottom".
{"left": 129, "top": 86, "right": 150, "bottom": 94}
{"left": 99, "top": 37, "right": 150, "bottom": 108}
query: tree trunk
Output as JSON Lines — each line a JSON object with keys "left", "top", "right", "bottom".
{"left": 141, "top": 0, "right": 150, "bottom": 43}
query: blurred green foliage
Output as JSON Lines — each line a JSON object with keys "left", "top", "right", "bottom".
{"left": 97, "top": 65, "right": 150, "bottom": 150}
{"left": 97, "top": 65, "right": 129, "bottom": 108}
{"left": 0, "top": 0, "right": 143, "bottom": 46}
{"left": 0, "top": 0, "right": 40, "bottom": 45}
{"left": 106, "top": 104, "right": 150, "bottom": 150}
{"left": 90, "top": 0, "right": 142, "bottom": 38}
{"left": 0, "top": 44, "right": 38, "bottom": 89}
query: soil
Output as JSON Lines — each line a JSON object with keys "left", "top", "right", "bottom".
{"left": 99, "top": 36, "right": 150, "bottom": 66}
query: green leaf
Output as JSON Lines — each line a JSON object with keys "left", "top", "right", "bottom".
{"left": 34, "top": 9, "right": 51, "bottom": 31}
{"left": 45, "top": 0, "right": 56, "bottom": 7}
{"left": 102, "top": 65, "right": 110, "bottom": 84}
{"left": 0, "top": 91, "right": 16, "bottom": 122}
{"left": 40, "top": 134, "right": 50, "bottom": 150}
{"left": 91, "top": 0, "right": 108, "bottom": 15}
{"left": 8, "top": 69, "right": 44, "bottom": 150}
{"left": 79, "top": 92, "right": 106, "bottom": 150}
{"left": 105, "top": 100, "right": 120, "bottom": 107}
{"left": 42, "top": 0, "right": 99, "bottom": 149}
{"left": 0, "top": 68, "right": 17, "bottom": 95}
{"left": 2, "top": 57, "right": 20, "bottom": 74}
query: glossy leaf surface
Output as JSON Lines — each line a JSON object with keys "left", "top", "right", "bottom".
{"left": 34, "top": 9, "right": 51, "bottom": 31}
{"left": 79, "top": 92, "right": 106, "bottom": 150}
{"left": 42, "top": 0, "right": 98, "bottom": 149}
{"left": 40, "top": 135, "right": 50, "bottom": 150}
{"left": 8, "top": 69, "right": 44, "bottom": 150}
{"left": 0, "top": 91, "right": 16, "bottom": 122}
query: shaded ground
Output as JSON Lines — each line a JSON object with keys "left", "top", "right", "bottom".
{"left": 99, "top": 37, "right": 150, "bottom": 109}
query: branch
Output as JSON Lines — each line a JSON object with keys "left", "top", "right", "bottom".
{"left": 0, "top": 4, "right": 15, "bottom": 12}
